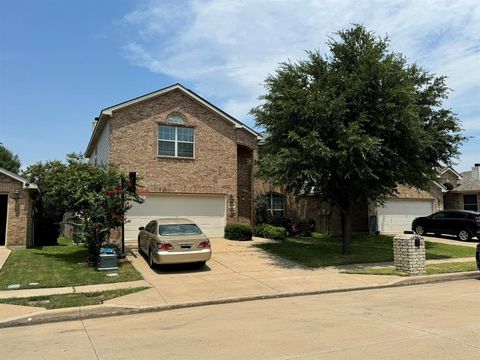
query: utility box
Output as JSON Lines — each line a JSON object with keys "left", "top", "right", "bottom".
{"left": 98, "top": 247, "right": 118, "bottom": 271}
{"left": 393, "top": 233, "right": 426, "bottom": 276}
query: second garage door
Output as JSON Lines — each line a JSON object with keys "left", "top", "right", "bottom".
{"left": 377, "top": 199, "right": 434, "bottom": 234}
{"left": 126, "top": 194, "right": 226, "bottom": 239}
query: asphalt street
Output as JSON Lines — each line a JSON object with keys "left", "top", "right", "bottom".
{"left": 1, "top": 279, "right": 480, "bottom": 359}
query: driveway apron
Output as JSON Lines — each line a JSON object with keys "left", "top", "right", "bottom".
{"left": 112, "top": 238, "right": 400, "bottom": 307}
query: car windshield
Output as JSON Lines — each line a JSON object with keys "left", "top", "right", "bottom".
{"left": 159, "top": 224, "right": 202, "bottom": 236}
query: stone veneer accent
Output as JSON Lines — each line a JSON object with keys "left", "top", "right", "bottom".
{"left": 393, "top": 234, "right": 426, "bottom": 276}
{"left": 0, "top": 173, "right": 33, "bottom": 248}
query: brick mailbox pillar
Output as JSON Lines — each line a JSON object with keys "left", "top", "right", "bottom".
{"left": 393, "top": 234, "right": 426, "bottom": 276}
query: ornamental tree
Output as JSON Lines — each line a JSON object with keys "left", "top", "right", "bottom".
{"left": 251, "top": 25, "right": 464, "bottom": 254}
{"left": 23, "top": 153, "right": 142, "bottom": 263}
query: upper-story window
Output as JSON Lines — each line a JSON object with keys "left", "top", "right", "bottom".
{"left": 158, "top": 125, "right": 195, "bottom": 158}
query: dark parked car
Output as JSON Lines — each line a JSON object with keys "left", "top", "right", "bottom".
{"left": 412, "top": 210, "right": 480, "bottom": 241}
{"left": 476, "top": 243, "right": 480, "bottom": 270}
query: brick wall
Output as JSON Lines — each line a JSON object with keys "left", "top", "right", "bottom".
{"left": 444, "top": 192, "right": 463, "bottom": 210}
{"left": 108, "top": 89, "right": 258, "bottom": 224}
{"left": 439, "top": 171, "right": 459, "bottom": 189}
{"left": 253, "top": 179, "right": 368, "bottom": 234}
{"left": 395, "top": 184, "right": 444, "bottom": 211}
{"left": 0, "top": 173, "right": 32, "bottom": 248}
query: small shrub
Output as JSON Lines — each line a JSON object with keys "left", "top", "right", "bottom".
{"left": 255, "top": 223, "right": 288, "bottom": 241}
{"left": 224, "top": 224, "right": 253, "bottom": 241}
{"left": 266, "top": 215, "right": 292, "bottom": 229}
{"left": 296, "top": 219, "right": 316, "bottom": 237}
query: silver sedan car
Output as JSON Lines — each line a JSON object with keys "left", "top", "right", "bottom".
{"left": 137, "top": 218, "right": 212, "bottom": 268}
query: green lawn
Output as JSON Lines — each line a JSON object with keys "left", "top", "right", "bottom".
{"left": 0, "top": 238, "right": 143, "bottom": 290}
{"left": 0, "top": 287, "right": 149, "bottom": 309}
{"left": 256, "top": 234, "right": 475, "bottom": 268}
{"left": 343, "top": 261, "right": 478, "bottom": 276}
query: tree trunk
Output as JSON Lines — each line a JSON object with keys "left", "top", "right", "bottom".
{"left": 340, "top": 204, "right": 353, "bottom": 254}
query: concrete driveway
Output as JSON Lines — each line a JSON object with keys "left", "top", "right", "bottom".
{"left": 108, "top": 238, "right": 401, "bottom": 308}
{"left": 423, "top": 234, "right": 479, "bottom": 248}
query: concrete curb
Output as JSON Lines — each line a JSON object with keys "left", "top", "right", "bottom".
{"left": 1, "top": 271, "right": 478, "bottom": 329}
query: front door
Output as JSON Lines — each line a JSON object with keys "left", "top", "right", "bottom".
{"left": 0, "top": 195, "right": 7, "bottom": 246}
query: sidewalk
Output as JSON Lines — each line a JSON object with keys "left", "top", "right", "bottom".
{"left": 0, "top": 237, "right": 477, "bottom": 328}
{"left": 0, "top": 279, "right": 150, "bottom": 299}
{"left": 0, "top": 247, "right": 11, "bottom": 271}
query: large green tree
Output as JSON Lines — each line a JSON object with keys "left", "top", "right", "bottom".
{"left": 252, "top": 25, "right": 464, "bottom": 254}
{"left": 0, "top": 143, "right": 21, "bottom": 173}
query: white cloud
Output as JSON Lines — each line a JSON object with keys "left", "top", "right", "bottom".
{"left": 121, "top": 0, "right": 480, "bottom": 169}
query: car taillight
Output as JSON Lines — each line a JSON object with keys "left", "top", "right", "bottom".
{"left": 198, "top": 241, "right": 211, "bottom": 249}
{"left": 475, "top": 218, "right": 480, "bottom": 224}
{"left": 157, "top": 243, "right": 174, "bottom": 250}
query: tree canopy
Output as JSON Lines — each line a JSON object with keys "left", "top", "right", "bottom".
{"left": 251, "top": 25, "right": 465, "bottom": 253}
{"left": 0, "top": 143, "right": 21, "bottom": 173}
{"left": 23, "top": 153, "right": 141, "bottom": 262}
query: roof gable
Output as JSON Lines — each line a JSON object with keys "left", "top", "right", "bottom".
{"left": 0, "top": 167, "right": 38, "bottom": 190}
{"left": 439, "top": 167, "right": 462, "bottom": 179}
{"left": 86, "top": 83, "right": 261, "bottom": 156}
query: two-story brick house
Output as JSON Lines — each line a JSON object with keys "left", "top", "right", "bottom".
{"left": 85, "top": 84, "right": 261, "bottom": 239}
{"left": 86, "top": 83, "right": 475, "bottom": 240}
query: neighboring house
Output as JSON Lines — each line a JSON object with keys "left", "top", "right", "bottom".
{"left": 0, "top": 167, "right": 38, "bottom": 248}
{"left": 443, "top": 164, "right": 480, "bottom": 212}
{"left": 370, "top": 165, "right": 480, "bottom": 235}
{"left": 84, "top": 83, "right": 475, "bottom": 239}
{"left": 85, "top": 84, "right": 262, "bottom": 239}
{"left": 371, "top": 183, "right": 446, "bottom": 235}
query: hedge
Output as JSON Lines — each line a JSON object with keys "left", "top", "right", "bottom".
{"left": 255, "top": 223, "right": 288, "bottom": 241}
{"left": 224, "top": 224, "right": 253, "bottom": 241}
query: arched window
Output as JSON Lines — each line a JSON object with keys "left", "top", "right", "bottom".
{"left": 158, "top": 113, "right": 194, "bottom": 158}
{"left": 167, "top": 112, "right": 186, "bottom": 125}
{"left": 266, "top": 193, "right": 285, "bottom": 216}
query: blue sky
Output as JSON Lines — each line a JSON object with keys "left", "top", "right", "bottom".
{"left": 1, "top": 0, "right": 479, "bottom": 172}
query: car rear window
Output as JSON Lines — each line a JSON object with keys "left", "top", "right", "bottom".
{"left": 159, "top": 224, "right": 202, "bottom": 236}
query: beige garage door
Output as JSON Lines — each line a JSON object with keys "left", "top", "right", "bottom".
{"left": 377, "top": 199, "right": 434, "bottom": 234}
{"left": 126, "top": 194, "right": 226, "bottom": 239}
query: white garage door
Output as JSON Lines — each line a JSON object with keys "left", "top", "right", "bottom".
{"left": 126, "top": 194, "right": 226, "bottom": 239}
{"left": 377, "top": 199, "right": 434, "bottom": 234}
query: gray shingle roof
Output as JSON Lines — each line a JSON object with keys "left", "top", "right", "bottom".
{"left": 451, "top": 170, "right": 480, "bottom": 192}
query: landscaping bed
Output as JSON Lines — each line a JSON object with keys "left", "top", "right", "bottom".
{"left": 0, "top": 287, "right": 148, "bottom": 309}
{"left": 256, "top": 234, "right": 475, "bottom": 268}
{"left": 0, "top": 238, "right": 143, "bottom": 290}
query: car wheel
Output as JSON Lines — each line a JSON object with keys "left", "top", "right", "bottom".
{"left": 148, "top": 250, "right": 156, "bottom": 269}
{"left": 415, "top": 225, "right": 426, "bottom": 236}
{"left": 457, "top": 229, "right": 471, "bottom": 241}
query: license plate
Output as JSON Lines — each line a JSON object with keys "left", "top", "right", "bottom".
{"left": 180, "top": 244, "right": 192, "bottom": 249}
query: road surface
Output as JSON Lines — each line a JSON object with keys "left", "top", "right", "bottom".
{"left": 1, "top": 279, "right": 480, "bottom": 359}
